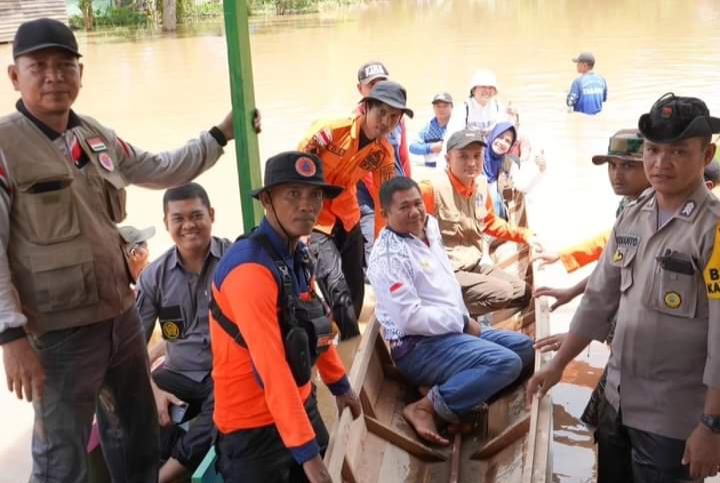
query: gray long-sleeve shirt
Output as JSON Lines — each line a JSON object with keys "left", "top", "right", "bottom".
{"left": 136, "top": 237, "right": 230, "bottom": 382}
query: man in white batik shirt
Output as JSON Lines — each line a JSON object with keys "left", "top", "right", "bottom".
{"left": 367, "top": 176, "right": 534, "bottom": 447}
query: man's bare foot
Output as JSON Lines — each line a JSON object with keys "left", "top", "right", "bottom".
{"left": 402, "top": 398, "right": 450, "bottom": 446}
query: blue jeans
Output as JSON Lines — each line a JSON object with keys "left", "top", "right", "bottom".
{"left": 395, "top": 328, "right": 534, "bottom": 422}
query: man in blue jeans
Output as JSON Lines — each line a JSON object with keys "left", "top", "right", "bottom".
{"left": 367, "top": 176, "right": 534, "bottom": 446}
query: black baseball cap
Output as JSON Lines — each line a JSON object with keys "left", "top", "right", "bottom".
{"left": 357, "top": 62, "right": 389, "bottom": 84}
{"left": 251, "top": 151, "right": 343, "bottom": 199}
{"left": 638, "top": 93, "right": 720, "bottom": 144}
{"left": 13, "top": 18, "right": 81, "bottom": 59}
{"left": 361, "top": 80, "right": 414, "bottom": 118}
{"left": 446, "top": 129, "right": 486, "bottom": 151}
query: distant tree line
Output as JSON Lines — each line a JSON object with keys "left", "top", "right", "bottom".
{"left": 72, "top": 0, "right": 223, "bottom": 31}
{"left": 71, "top": 0, "right": 352, "bottom": 30}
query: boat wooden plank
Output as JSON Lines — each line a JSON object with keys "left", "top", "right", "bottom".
{"left": 521, "top": 295, "right": 552, "bottom": 483}
{"left": 324, "top": 408, "right": 355, "bottom": 482}
{"left": 325, "top": 240, "right": 552, "bottom": 482}
{"left": 472, "top": 414, "right": 530, "bottom": 460}
{"left": 342, "top": 458, "right": 360, "bottom": 483}
{"left": 364, "top": 414, "right": 447, "bottom": 462}
{"left": 448, "top": 433, "right": 462, "bottom": 483}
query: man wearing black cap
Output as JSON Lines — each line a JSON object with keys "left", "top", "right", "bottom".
{"left": 567, "top": 51, "right": 608, "bottom": 115}
{"left": 354, "top": 62, "right": 412, "bottom": 274}
{"left": 529, "top": 93, "right": 720, "bottom": 482}
{"left": 0, "top": 17, "right": 251, "bottom": 483}
{"left": 209, "top": 151, "right": 360, "bottom": 483}
{"left": 299, "top": 80, "right": 413, "bottom": 341}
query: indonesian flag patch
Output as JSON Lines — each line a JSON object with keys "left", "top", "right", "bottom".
{"left": 389, "top": 282, "right": 404, "bottom": 293}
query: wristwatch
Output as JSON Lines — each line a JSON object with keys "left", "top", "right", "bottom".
{"left": 701, "top": 414, "right": 720, "bottom": 433}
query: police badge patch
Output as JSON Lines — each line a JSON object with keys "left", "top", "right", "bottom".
{"left": 161, "top": 320, "right": 181, "bottom": 340}
{"left": 663, "top": 291, "right": 682, "bottom": 309}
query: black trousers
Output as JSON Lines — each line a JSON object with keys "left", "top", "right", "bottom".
{"left": 596, "top": 399, "right": 696, "bottom": 483}
{"left": 215, "top": 392, "right": 329, "bottom": 483}
{"left": 152, "top": 368, "right": 215, "bottom": 471}
{"left": 309, "top": 224, "right": 364, "bottom": 339}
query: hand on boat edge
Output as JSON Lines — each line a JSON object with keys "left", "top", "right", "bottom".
{"left": 336, "top": 388, "right": 362, "bottom": 420}
{"left": 534, "top": 333, "right": 567, "bottom": 353}
{"left": 525, "top": 361, "right": 563, "bottom": 406}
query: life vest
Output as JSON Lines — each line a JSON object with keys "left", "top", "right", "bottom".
{"left": 209, "top": 230, "right": 333, "bottom": 386}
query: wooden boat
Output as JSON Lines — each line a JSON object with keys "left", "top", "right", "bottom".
{"left": 323, "top": 245, "right": 553, "bottom": 483}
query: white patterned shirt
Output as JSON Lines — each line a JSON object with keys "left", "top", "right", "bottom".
{"left": 367, "top": 216, "right": 469, "bottom": 341}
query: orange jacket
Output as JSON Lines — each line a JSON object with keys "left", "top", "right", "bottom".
{"left": 210, "top": 220, "right": 348, "bottom": 463}
{"left": 420, "top": 170, "right": 531, "bottom": 244}
{"left": 558, "top": 230, "right": 610, "bottom": 272}
{"left": 299, "top": 115, "right": 396, "bottom": 236}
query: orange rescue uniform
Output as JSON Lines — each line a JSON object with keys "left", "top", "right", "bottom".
{"left": 298, "top": 115, "right": 396, "bottom": 236}
{"left": 210, "top": 220, "right": 349, "bottom": 463}
{"left": 558, "top": 230, "right": 611, "bottom": 273}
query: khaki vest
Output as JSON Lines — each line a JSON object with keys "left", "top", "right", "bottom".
{"left": 432, "top": 173, "right": 488, "bottom": 271}
{"left": 0, "top": 112, "right": 134, "bottom": 335}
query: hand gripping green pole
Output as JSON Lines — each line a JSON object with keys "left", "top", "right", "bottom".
{"left": 223, "top": 0, "right": 263, "bottom": 233}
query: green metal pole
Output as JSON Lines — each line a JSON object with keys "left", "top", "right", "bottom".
{"left": 223, "top": 0, "right": 263, "bottom": 233}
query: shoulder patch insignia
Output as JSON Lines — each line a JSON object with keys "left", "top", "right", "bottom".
{"left": 161, "top": 320, "right": 181, "bottom": 340}
{"left": 703, "top": 224, "right": 720, "bottom": 299}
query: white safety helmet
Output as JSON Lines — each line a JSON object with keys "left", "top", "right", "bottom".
{"left": 469, "top": 69, "right": 498, "bottom": 96}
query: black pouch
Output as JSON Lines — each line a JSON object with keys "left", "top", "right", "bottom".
{"left": 293, "top": 298, "right": 333, "bottom": 358}
{"left": 159, "top": 305, "right": 185, "bottom": 341}
{"left": 284, "top": 326, "right": 312, "bottom": 386}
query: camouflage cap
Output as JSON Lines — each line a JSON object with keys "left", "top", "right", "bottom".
{"left": 592, "top": 129, "right": 644, "bottom": 165}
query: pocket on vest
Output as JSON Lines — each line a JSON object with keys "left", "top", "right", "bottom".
{"left": 17, "top": 181, "right": 80, "bottom": 245}
{"left": 103, "top": 180, "right": 127, "bottom": 223}
{"left": 30, "top": 247, "right": 99, "bottom": 313}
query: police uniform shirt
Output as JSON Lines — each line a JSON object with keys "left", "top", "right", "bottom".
{"left": 137, "top": 236, "right": 230, "bottom": 382}
{"left": 570, "top": 183, "right": 720, "bottom": 440}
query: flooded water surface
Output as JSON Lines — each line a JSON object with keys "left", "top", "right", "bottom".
{"left": 1, "top": 0, "right": 720, "bottom": 480}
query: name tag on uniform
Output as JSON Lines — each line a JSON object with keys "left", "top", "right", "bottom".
{"left": 159, "top": 305, "right": 185, "bottom": 341}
